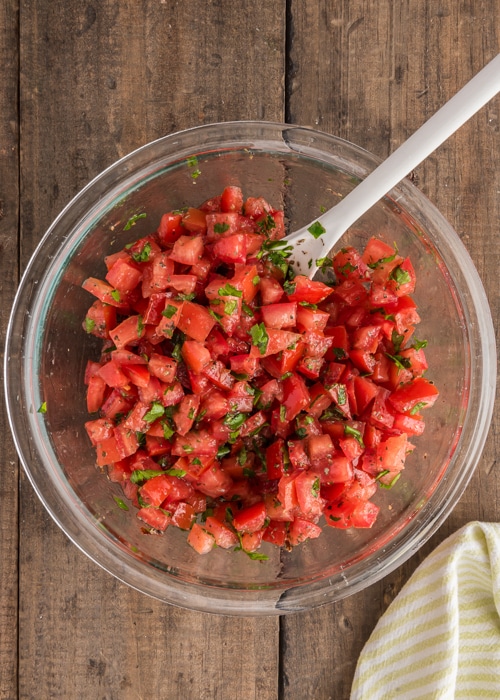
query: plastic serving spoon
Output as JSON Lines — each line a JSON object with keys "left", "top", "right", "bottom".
{"left": 285, "top": 53, "right": 500, "bottom": 278}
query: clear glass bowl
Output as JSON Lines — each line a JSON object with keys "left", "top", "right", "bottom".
{"left": 5, "top": 121, "right": 496, "bottom": 615}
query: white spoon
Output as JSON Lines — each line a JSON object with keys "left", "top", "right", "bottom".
{"left": 284, "top": 53, "right": 500, "bottom": 278}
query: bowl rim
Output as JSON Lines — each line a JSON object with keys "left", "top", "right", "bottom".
{"left": 4, "top": 120, "right": 497, "bottom": 614}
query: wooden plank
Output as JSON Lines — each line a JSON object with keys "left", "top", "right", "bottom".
{"left": 18, "top": 2, "right": 285, "bottom": 698}
{"left": 0, "top": 1, "right": 20, "bottom": 698}
{"left": 282, "top": 1, "right": 499, "bottom": 697}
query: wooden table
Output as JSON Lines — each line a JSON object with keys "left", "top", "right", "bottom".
{"left": 1, "top": 2, "right": 498, "bottom": 698}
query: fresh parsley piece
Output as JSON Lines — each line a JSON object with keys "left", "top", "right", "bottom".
{"left": 213, "top": 222, "right": 230, "bottom": 234}
{"left": 131, "top": 241, "right": 152, "bottom": 262}
{"left": 367, "top": 244, "right": 398, "bottom": 269}
{"left": 143, "top": 402, "right": 165, "bottom": 423}
{"left": 379, "top": 473, "right": 402, "bottom": 489}
{"left": 137, "top": 315, "right": 144, "bottom": 336}
{"left": 161, "top": 420, "right": 175, "bottom": 440}
{"left": 257, "top": 213, "right": 276, "bottom": 234}
{"left": 410, "top": 401, "right": 427, "bottom": 415}
{"left": 242, "top": 302, "right": 254, "bottom": 317}
{"left": 390, "top": 266, "right": 411, "bottom": 286}
{"left": 123, "top": 212, "right": 147, "bottom": 231}
{"left": 224, "top": 300, "right": 238, "bottom": 315}
{"left": 162, "top": 304, "right": 179, "bottom": 319}
{"left": 165, "top": 468, "right": 187, "bottom": 477}
{"left": 113, "top": 495, "right": 129, "bottom": 511}
{"left": 344, "top": 424, "right": 365, "bottom": 447}
{"left": 249, "top": 322, "right": 269, "bottom": 355}
{"left": 110, "top": 289, "right": 121, "bottom": 302}
{"left": 218, "top": 283, "right": 242, "bottom": 297}
{"left": 385, "top": 353, "right": 412, "bottom": 370}
{"left": 412, "top": 338, "right": 428, "bottom": 350}
{"left": 130, "top": 469, "right": 163, "bottom": 484}
{"left": 37, "top": 402, "right": 47, "bottom": 414}
{"left": 252, "top": 275, "right": 260, "bottom": 285}
{"left": 307, "top": 221, "right": 326, "bottom": 239}
{"left": 84, "top": 317, "right": 96, "bottom": 333}
{"left": 223, "top": 412, "right": 247, "bottom": 430}
{"left": 316, "top": 256, "right": 333, "bottom": 269}
{"left": 283, "top": 280, "right": 296, "bottom": 296}
{"left": 216, "top": 443, "right": 231, "bottom": 459}
{"left": 186, "top": 156, "right": 198, "bottom": 168}
{"left": 391, "top": 329, "right": 405, "bottom": 353}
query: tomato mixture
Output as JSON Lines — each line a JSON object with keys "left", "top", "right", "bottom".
{"left": 82, "top": 185, "right": 439, "bottom": 559}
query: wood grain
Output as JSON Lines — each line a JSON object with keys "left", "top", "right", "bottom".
{"left": 17, "top": 2, "right": 285, "bottom": 698}
{"left": 283, "top": 1, "right": 499, "bottom": 698}
{"left": 0, "top": 1, "right": 20, "bottom": 698}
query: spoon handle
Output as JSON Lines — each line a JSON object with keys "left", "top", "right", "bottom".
{"left": 287, "top": 53, "right": 500, "bottom": 277}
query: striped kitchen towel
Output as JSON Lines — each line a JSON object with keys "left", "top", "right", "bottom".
{"left": 350, "top": 522, "right": 500, "bottom": 699}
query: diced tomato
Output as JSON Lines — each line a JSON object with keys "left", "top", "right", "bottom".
{"left": 176, "top": 301, "right": 215, "bottom": 342}
{"left": 288, "top": 518, "right": 322, "bottom": 545}
{"left": 232, "top": 501, "right": 267, "bottom": 533}
{"left": 82, "top": 187, "right": 437, "bottom": 558}
{"left": 187, "top": 523, "right": 215, "bottom": 554}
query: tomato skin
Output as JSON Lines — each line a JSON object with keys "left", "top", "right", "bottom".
{"left": 282, "top": 373, "right": 310, "bottom": 421}
{"left": 232, "top": 501, "right": 267, "bottom": 533}
{"left": 288, "top": 518, "right": 322, "bottom": 545}
{"left": 286, "top": 275, "right": 333, "bottom": 304}
{"left": 388, "top": 377, "right": 439, "bottom": 413}
{"left": 187, "top": 523, "right": 215, "bottom": 554}
{"left": 177, "top": 301, "right": 216, "bottom": 342}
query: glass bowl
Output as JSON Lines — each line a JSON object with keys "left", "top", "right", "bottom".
{"left": 5, "top": 121, "right": 496, "bottom": 615}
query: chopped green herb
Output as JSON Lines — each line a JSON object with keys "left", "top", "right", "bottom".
{"left": 186, "top": 156, "right": 198, "bottom": 168}
{"left": 412, "top": 338, "right": 428, "bottom": 350}
{"left": 379, "top": 473, "right": 402, "bottom": 489}
{"left": 307, "top": 221, "right": 326, "bottom": 239}
{"left": 143, "top": 401, "right": 165, "bottom": 423}
{"left": 218, "top": 283, "right": 242, "bottom": 297}
{"left": 182, "top": 445, "right": 194, "bottom": 454}
{"left": 298, "top": 301, "right": 318, "bottom": 309}
{"left": 283, "top": 280, "right": 296, "bottom": 296}
{"left": 162, "top": 304, "right": 179, "bottom": 319}
{"left": 375, "top": 469, "right": 390, "bottom": 481}
{"left": 316, "top": 256, "right": 333, "bottom": 269}
{"left": 191, "top": 169, "right": 201, "bottom": 180}
{"left": 344, "top": 424, "right": 365, "bottom": 447}
{"left": 224, "top": 412, "right": 247, "bottom": 430}
{"left": 84, "top": 317, "right": 96, "bottom": 334}
{"left": 390, "top": 266, "right": 411, "bottom": 286}
{"left": 242, "top": 467, "right": 256, "bottom": 479}
{"left": 161, "top": 420, "right": 175, "bottom": 440}
{"left": 213, "top": 222, "right": 230, "bottom": 234}
{"left": 252, "top": 275, "right": 260, "bottom": 285}
{"left": 280, "top": 405, "right": 287, "bottom": 422}
{"left": 175, "top": 292, "right": 196, "bottom": 302}
{"left": 123, "top": 212, "right": 147, "bottom": 231}
{"left": 312, "top": 477, "right": 320, "bottom": 497}
{"left": 391, "top": 329, "right": 405, "bottom": 353}
{"left": 191, "top": 457, "right": 202, "bottom": 466}
{"left": 386, "top": 353, "right": 412, "bottom": 370}
{"left": 110, "top": 289, "right": 121, "bottom": 302}
{"left": 249, "top": 322, "right": 269, "bottom": 355}
{"left": 137, "top": 315, "right": 144, "bottom": 336}
{"left": 216, "top": 443, "right": 231, "bottom": 459}
{"left": 113, "top": 495, "right": 129, "bottom": 511}
{"left": 165, "top": 468, "right": 187, "bottom": 477}
{"left": 131, "top": 469, "right": 163, "bottom": 484}
{"left": 410, "top": 401, "right": 427, "bottom": 415}
{"left": 37, "top": 402, "right": 47, "bottom": 414}
{"left": 367, "top": 244, "right": 398, "bottom": 269}
{"left": 188, "top": 407, "right": 196, "bottom": 420}
{"left": 242, "top": 302, "right": 255, "bottom": 317}
{"left": 131, "top": 241, "right": 152, "bottom": 262}
{"left": 257, "top": 213, "right": 276, "bottom": 234}
{"left": 224, "top": 300, "right": 238, "bottom": 315}
{"left": 237, "top": 446, "right": 248, "bottom": 466}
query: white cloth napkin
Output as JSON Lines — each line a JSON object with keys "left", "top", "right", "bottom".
{"left": 350, "top": 522, "right": 500, "bottom": 699}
